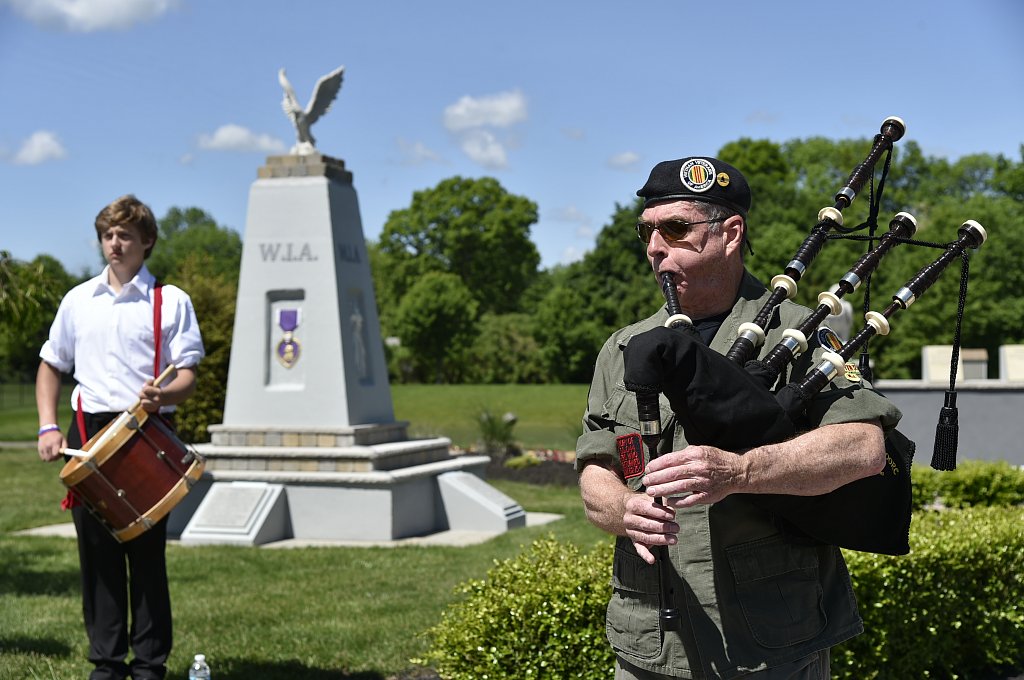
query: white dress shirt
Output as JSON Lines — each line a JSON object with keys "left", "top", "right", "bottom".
{"left": 40, "top": 264, "right": 205, "bottom": 413}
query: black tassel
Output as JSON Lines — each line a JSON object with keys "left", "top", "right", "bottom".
{"left": 858, "top": 352, "right": 873, "bottom": 385}
{"left": 932, "top": 251, "right": 971, "bottom": 471}
{"left": 931, "top": 390, "right": 958, "bottom": 471}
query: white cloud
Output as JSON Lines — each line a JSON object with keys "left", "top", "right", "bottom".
{"left": 551, "top": 204, "right": 589, "bottom": 224}
{"left": 396, "top": 138, "right": 442, "bottom": 165}
{"left": 12, "top": 131, "right": 68, "bottom": 165}
{"left": 547, "top": 205, "right": 595, "bottom": 247}
{"left": 198, "top": 124, "right": 285, "bottom": 153}
{"left": 560, "top": 245, "right": 585, "bottom": 264}
{"left": 562, "top": 127, "right": 586, "bottom": 141}
{"left": 442, "top": 90, "right": 527, "bottom": 169}
{"left": 576, "top": 224, "right": 594, "bottom": 239}
{"left": 443, "top": 90, "right": 527, "bottom": 132}
{"left": 6, "top": 0, "right": 178, "bottom": 32}
{"left": 608, "top": 151, "right": 641, "bottom": 170}
{"left": 745, "top": 110, "right": 779, "bottom": 125}
{"left": 458, "top": 129, "right": 507, "bottom": 169}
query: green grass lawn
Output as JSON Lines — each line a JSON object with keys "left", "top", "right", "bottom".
{"left": 0, "top": 445, "right": 605, "bottom": 679}
{"left": 392, "top": 383, "right": 589, "bottom": 451}
{"left": 0, "top": 384, "right": 74, "bottom": 441}
{"left": 0, "top": 382, "right": 590, "bottom": 451}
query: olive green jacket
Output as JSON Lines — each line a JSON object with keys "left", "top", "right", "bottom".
{"left": 576, "top": 271, "right": 901, "bottom": 679}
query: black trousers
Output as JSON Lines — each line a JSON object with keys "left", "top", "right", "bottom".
{"left": 68, "top": 411, "right": 172, "bottom": 680}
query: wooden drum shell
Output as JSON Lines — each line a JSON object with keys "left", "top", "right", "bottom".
{"left": 59, "top": 405, "right": 204, "bottom": 542}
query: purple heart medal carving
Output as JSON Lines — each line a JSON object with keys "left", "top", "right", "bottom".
{"left": 276, "top": 308, "right": 302, "bottom": 368}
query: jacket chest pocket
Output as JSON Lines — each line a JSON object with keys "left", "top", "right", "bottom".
{"left": 726, "top": 534, "right": 828, "bottom": 648}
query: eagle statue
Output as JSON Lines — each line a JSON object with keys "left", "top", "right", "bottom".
{"left": 278, "top": 65, "right": 345, "bottom": 155}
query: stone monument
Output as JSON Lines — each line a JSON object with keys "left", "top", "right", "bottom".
{"left": 176, "top": 67, "right": 524, "bottom": 545}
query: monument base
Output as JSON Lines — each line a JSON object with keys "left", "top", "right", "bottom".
{"left": 171, "top": 424, "right": 525, "bottom": 545}
{"left": 180, "top": 482, "right": 289, "bottom": 546}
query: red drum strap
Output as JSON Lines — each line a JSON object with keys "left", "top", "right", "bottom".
{"left": 153, "top": 283, "right": 162, "bottom": 378}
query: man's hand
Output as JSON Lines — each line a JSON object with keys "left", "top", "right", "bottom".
{"left": 579, "top": 461, "right": 681, "bottom": 565}
{"left": 139, "top": 379, "right": 163, "bottom": 413}
{"left": 623, "top": 490, "right": 679, "bottom": 564}
{"left": 38, "top": 430, "right": 67, "bottom": 462}
{"left": 641, "top": 445, "right": 746, "bottom": 508}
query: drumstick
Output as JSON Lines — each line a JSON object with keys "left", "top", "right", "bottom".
{"left": 57, "top": 365, "right": 180, "bottom": 460}
{"left": 128, "top": 363, "right": 179, "bottom": 413}
{"left": 152, "top": 363, "right": 179, "bottom": 388}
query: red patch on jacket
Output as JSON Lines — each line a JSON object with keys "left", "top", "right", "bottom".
{"left": 616, "top": 433, "right": 645, "bottom": 479}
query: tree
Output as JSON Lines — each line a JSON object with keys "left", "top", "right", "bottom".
{"left": 579, "top": 199, "right": 663, "bottom": 331}
{"left": 392, "top": 271, "right": 479, "bottom": 383}
{"left": 367, "top": 139, "right": 1023, "bottom": 385}
{"left": 861, "top": 191, "right": 1024, "bottom": 379}
{"left": 375, "top": 176, "right": 540, "bottom": 319}
{"left": 745, "top": 138, "right": 1024, "bottom": 380}
{"left": 993, "top": 145, "right": 1024, "bottom": 201}
{"left": 463, "top": 312, "right": 547, "bottom": 384}
{"left": 557, "top": 138, "right": 1024, "bottom": 384}
{"left": 159, "top": 251, "right": 237, "bottom": 442}
{"left": 0, "top": 251, "right": 74, "bottom": 321}
{"left": 527, "top": 200, "right": 663, "bottom": 384}
{"left": 0, "top": 252, "right": 79, "bottom": 382}
{"left": 532, "top": 275, "right": 609, "bottom": 383}
{"left": 146, "top": 207, "right": 242, "bottom": 283}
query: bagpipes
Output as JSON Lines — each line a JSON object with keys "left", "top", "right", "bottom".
{"left": 622, "top": 117, "right": 987, "bottom": 578}
{"left": 725, "top": 116, "right": 907, "bottom": 365}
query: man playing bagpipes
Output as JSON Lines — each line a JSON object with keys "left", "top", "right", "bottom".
{"left": 577, "top": 157, "right": 902, "bottom": 680}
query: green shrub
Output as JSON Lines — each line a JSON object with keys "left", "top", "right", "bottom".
{"left": 418, "top": 459, "right": 1024, "bottom": 679}
{"left": 476, "top": 408, "right": 520, "bottom": 459}
{"left": 166, "top": 254, "right": 236, "bottom": 444}
{"left": 414, "top": 537, "right": 615, "bottom": 679}
{"left": 503, "top": 451, "right": 542, "bottom": 470}
{"left": 912, "top": 460, "right": 1024, "bottom": 510}
{"left": 836, "top": 506, "right": 1024, "bottom": 679}
{"left": 910, "top": 463, "right": 945, "bottom": 510}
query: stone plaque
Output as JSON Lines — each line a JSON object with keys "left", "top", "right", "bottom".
{"left": 180, "top": 482, "right": 289, "bottom": 546}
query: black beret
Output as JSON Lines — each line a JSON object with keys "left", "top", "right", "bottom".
{"left": 637, "top": 157, "right": 751, "bottom": 217}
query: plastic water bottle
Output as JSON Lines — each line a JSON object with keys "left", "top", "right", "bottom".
{"left": 188, "top": 653, "right": 211, "bottom": 680}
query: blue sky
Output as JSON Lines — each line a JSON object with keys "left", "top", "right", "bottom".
{"left": 1, "top": 0, "right": 1022, "bottom": 277}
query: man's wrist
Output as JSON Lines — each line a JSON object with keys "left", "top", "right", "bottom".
{"left": 38, "top": 424, "right": 61, "bottom": 437}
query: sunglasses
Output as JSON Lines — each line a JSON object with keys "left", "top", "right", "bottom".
{"left": 635, "top": 218, "right": 722, "bottom": 244}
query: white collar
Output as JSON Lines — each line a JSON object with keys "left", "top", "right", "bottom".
{"left": 91, "top": 264, "right": 156, "bottom": 299}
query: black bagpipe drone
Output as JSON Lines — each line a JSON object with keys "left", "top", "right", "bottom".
{"left": 620, "top": 117, "right": 988, "bottom": 629}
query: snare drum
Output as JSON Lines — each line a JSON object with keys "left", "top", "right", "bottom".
{"left": 59, "top": 404, "right": 205, "bottom": 542}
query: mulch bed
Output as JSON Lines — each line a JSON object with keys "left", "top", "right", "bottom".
{"left": 484, "top": 457, "right": 579, "bottom": 487}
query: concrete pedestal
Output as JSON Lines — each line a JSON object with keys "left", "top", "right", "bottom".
{"left": 180, "top": 154, "right": 524, "bottom": 545}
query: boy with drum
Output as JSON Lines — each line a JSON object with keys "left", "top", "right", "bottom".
{"left": 36, "top": 194, "right": 205, "bottom": 680}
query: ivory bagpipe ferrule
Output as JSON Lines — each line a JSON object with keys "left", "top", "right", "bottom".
{"left": 660, "top": 271, "right": 692, "bottom": 330}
